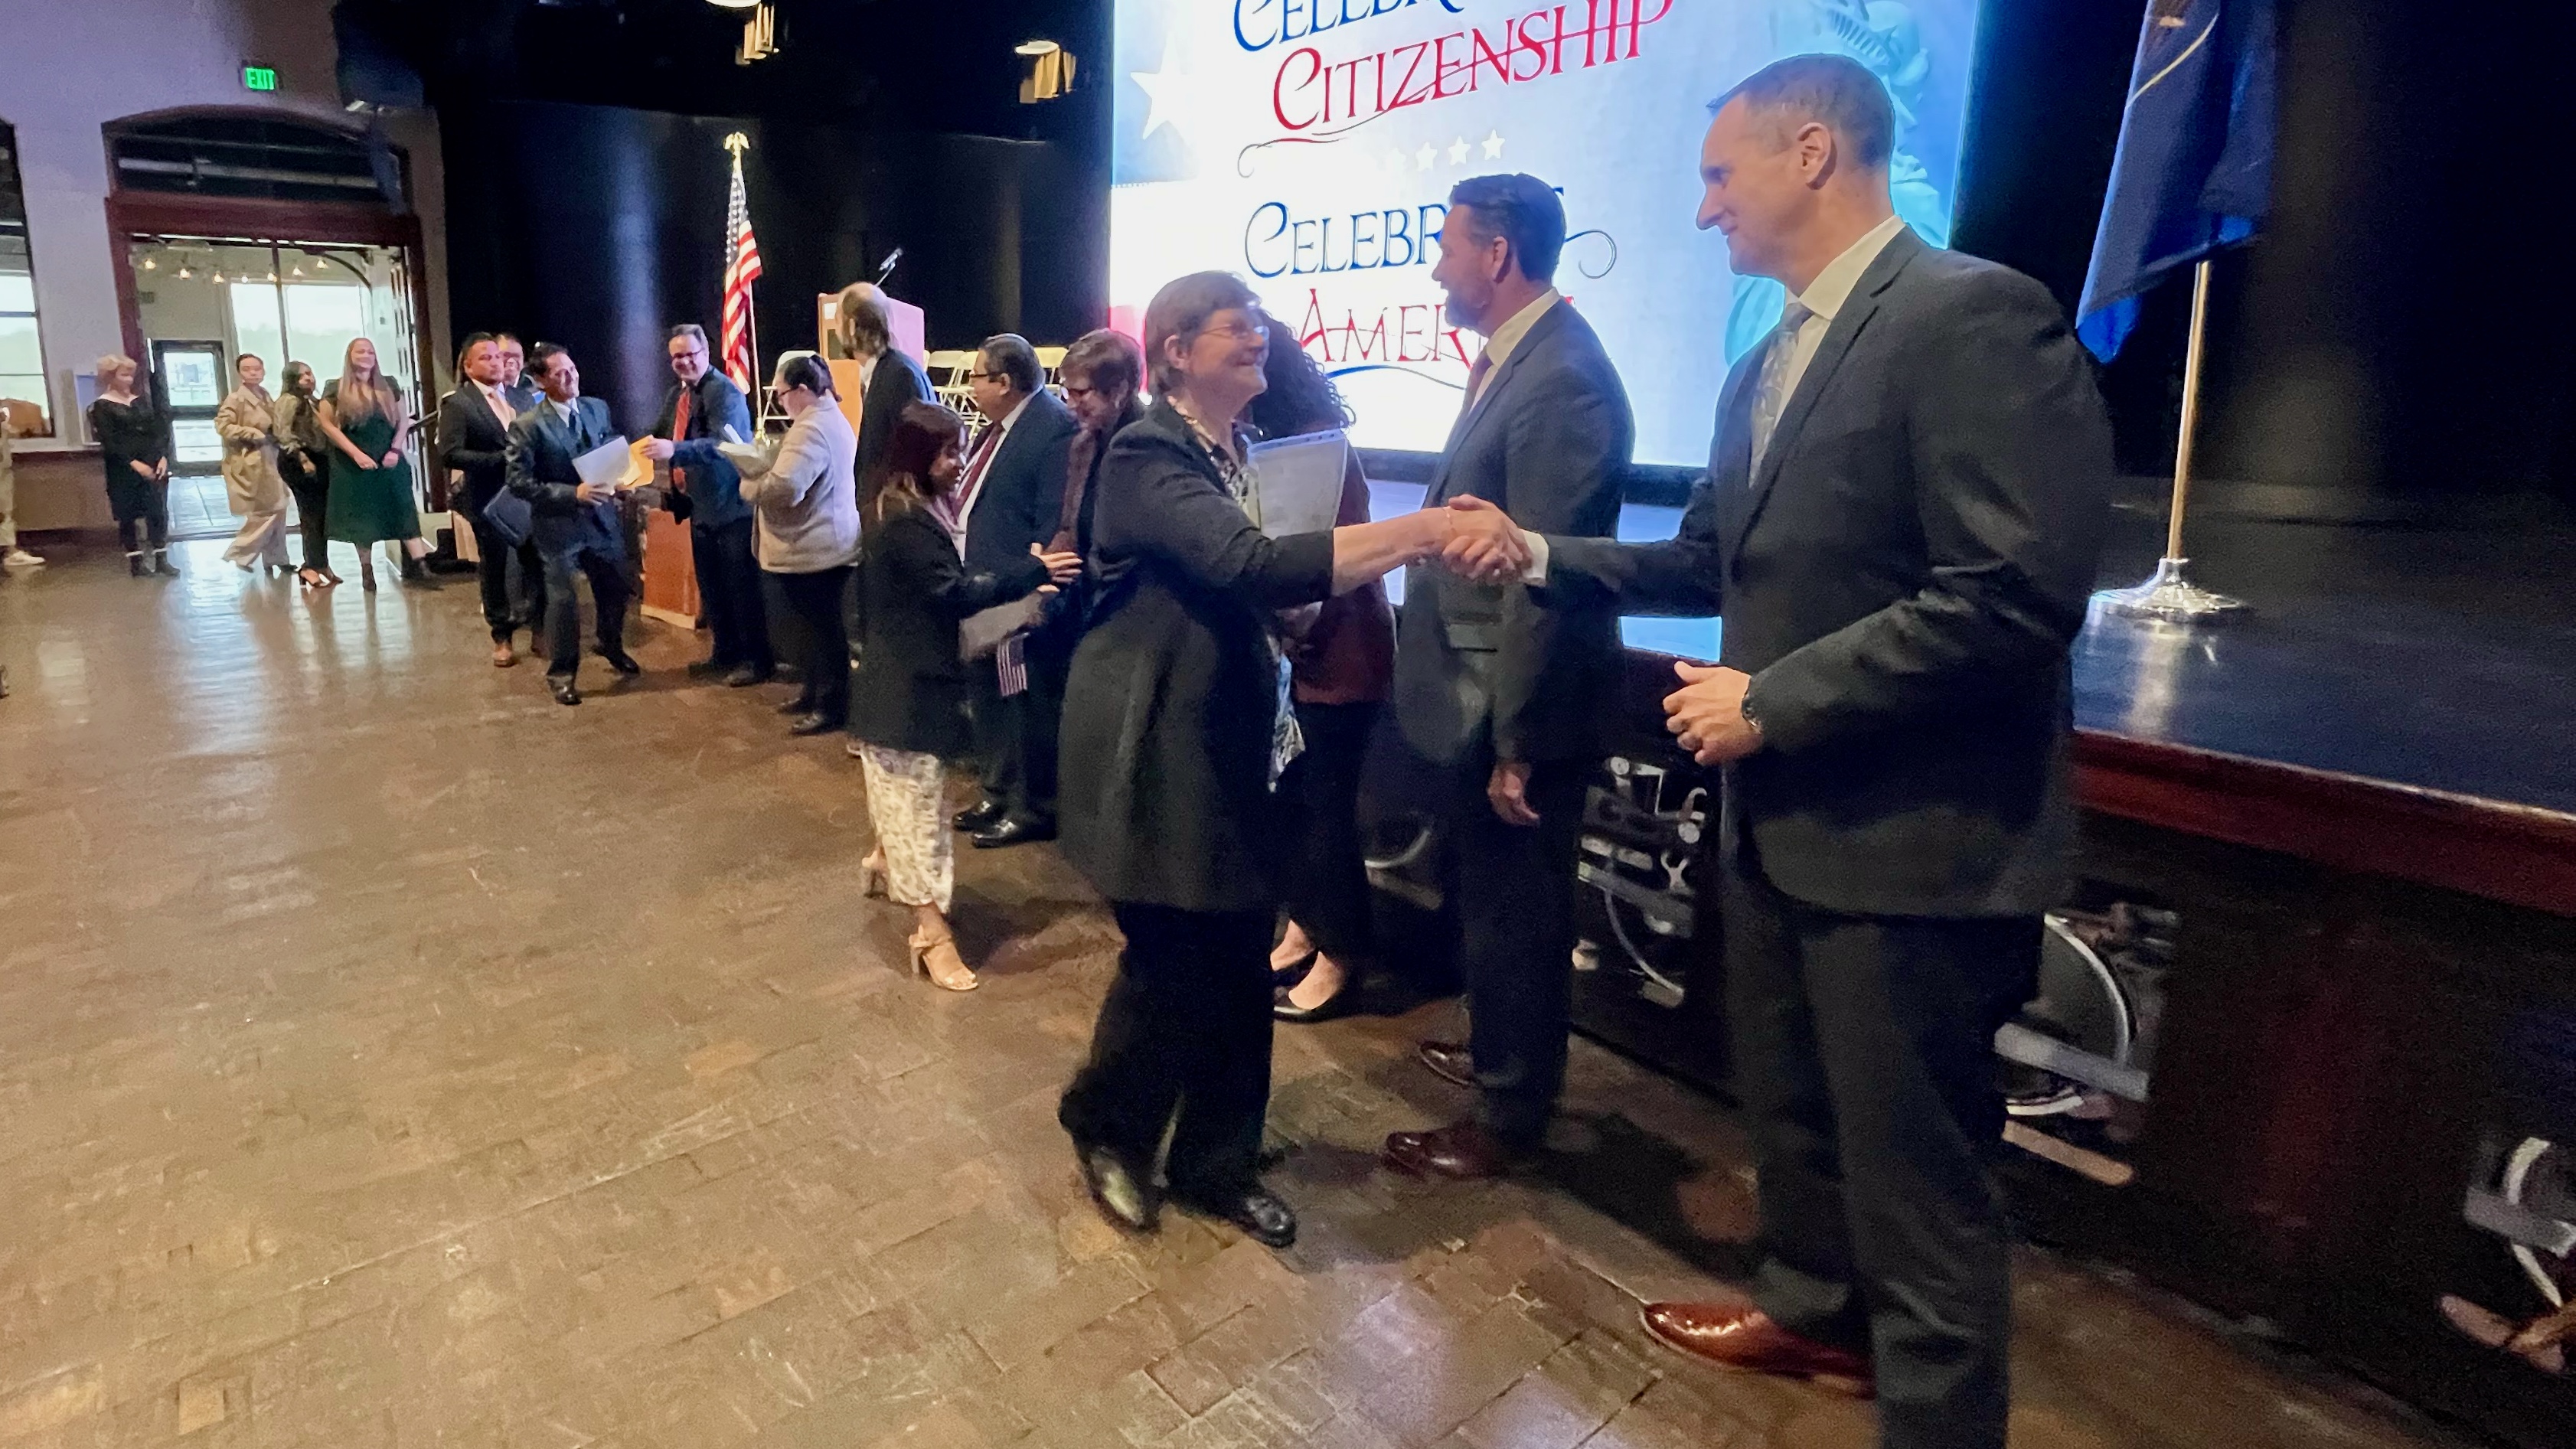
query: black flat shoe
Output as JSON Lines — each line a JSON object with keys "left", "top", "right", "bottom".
{"left": 594, "top": 647, "right": 642, "bottom": 676}
{"left": 1170, "top": 1183, "right": 1297, "bottom": 1248}
{"left": 776, "top": 695, "right": 817, "bottom": 716}
{"left": 787, "top": 713, "right": 844, "bottom": 738}
{"left": 952, "top": 799, "right": 1007, "bottom": 833}
{"left": 1274, "top": 976, "right": 1359, "bottom": 1025}
{"left": 1074, "top": 1142, "right": 1158, "bottom": 1234}
{"left": 971, "top": 818, "right": 1056, "bottom": 850}
{"left": 547, "top": 676, "right": 582, "bottom": 707}
{"left": 725, "top": 664, "right": 774, "bottom": 687}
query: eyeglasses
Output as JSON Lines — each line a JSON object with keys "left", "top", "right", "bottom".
{"left": 968, "top": 370, "right": 1007, "bottom": 383}
{"left": 1199, "top": 320, "right": 1270, "bottom": 343}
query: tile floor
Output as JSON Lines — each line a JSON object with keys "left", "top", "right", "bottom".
{"left": 0, "top": 539, "right": 2479, "bottom": 1448}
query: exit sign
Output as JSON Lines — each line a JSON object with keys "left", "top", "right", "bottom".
{"left": 241, "top": 64, "right": 277, "bottom": 92}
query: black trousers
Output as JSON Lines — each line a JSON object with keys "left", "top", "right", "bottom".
{"left": 1725, "top": 853, "right": 2039, "bottom": 1449}
{"left": 115, "top": 484, "right": 171, "bottom": 553}
{"left": 1445, "top": 746, "right": 1587, "bottom": 1148}
{"left": 773, "top": 566, "right": 852, "bottom": 723}
{"left": 1276, "top": 700, "right": 1382, "bottom": 965}
{"left": 690, "top": 517, "right": 772, "bottom": 671}
{"left": 1059, "top": 902, "right": 1276, "bottom": 1197}
{"left": 967, "top": 665, "right": 1029, "bottom": 820}
{"left": 541, "top": 541, "right": 630, "bottom": 680}
{"left": 282, "top": 449, "right": 329, "bottom": 570}
{"left": 468, "top": 509, "right": 547, "bottom": 644}
{"left": 1018, "top": 631, "right": 1067, "bottom": 828}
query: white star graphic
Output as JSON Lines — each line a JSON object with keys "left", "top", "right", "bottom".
{"left": 1131, "top": 39, "right": 1194, "bottom": 145}
{"left": 1448, "top": 137, "right": 1470, "bottom": 165}
{"left": 1415, "top": 143, "right": 1437, "bottom": 171}
{"left": 1481, "top": 129, "right": 1505, "bottom": 159}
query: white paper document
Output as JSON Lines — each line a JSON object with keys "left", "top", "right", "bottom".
{"left": 574, "top": 436, "right": 634, "bottom": 488}
{"left": 1245, "top": 429, "right": 1350, "bottom": 538}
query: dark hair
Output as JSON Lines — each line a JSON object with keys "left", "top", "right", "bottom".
{"left": 774, "top": 353, "right": 834, "bottom": 398}
{"left": 1141, "top": 271, "right": 1260, "bottom": 396}
{"left": 835, "top": 283, "right": 892, "bottom": 357}
{"left": 283, "top": 361, "right": 315, "bottom": 393}
{"left": 1061, "top": 329, "right": 1145, "bottom": 422}
{"left": 234, "top": 352, "right": 263, "bottom": 370}
{"left": 527, "top": 341, "right": 570, "bottom": 380}
{"left": 1445, "top": 174, "right": 1566, "bottom": 283}
{"left": 668, "top": 323, "right": 708, "bottom": 349}
{"left": 874, "top": 400, "right": 969, "bottom": 521}
{"left": 978, "top": 334, "right": 1043, "bottom": 396}
{"left": 1245, "top": 310, "right": 1348, "bottom": 437}
{"left": 1710, "top": 54, "right": 1894, "bottom": 170}
{"left": 455, "top": 331, "right": 496, "bottom": 374}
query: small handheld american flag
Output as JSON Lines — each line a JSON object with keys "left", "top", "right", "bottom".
{"left": 720, "top": 135, "right": 765, "bottom": 396}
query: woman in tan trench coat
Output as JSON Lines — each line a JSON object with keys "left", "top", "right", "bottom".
{"left": 216, "top": 353, "right": 293, "bottom": 575}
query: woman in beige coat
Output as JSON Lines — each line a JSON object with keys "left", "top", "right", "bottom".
{"left": 216, "top": 353, "right": 293, "bottom": 575}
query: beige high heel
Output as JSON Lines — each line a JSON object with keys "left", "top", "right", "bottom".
{"left": 909, "top": 926, "right": 978, "bottom": 993}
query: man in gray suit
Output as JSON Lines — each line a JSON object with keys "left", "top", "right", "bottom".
{"left": 1448, "top": 56, "right": 2111, "bottom": 1449}
{"left": 1379, "top": 173, "right": 1634, "bottom": 1181}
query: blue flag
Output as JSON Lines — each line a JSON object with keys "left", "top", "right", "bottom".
{"left": 2075, "top": 0, "right": 2277, "bottom": 361}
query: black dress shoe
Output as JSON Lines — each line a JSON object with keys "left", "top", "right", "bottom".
{"left": 547, "top": 676, "right": 582, "bottom": 707}
{"left": 1274, "top": 974, "right": 1359, "bottom": 1024}
{"left": 787, "top": 712, "right": 844, "bottom": 738}
{"left": 1170, "top": 1183, "right": 1297, "bottom": 1248}
{"left": 725, "top": 664, "right": 774, "bottom": 687}
{"left": 686, "top": 657, "right": 734, "bottom": 679}
{"left": 1382, "top": 1121, "right": 1525, "bottom": 1181}
{"left": 1074, "top": 1143, "right": 1158, "bottom": 1234}
{"left": 952, "top": 799, "right": 1007, "bottom": 833}
{"left": 971, "top": 818, "right": 1056, "bottom": 850}
{"left": 595, "top": 646, "right": 642, "bottom": 676}
{"left": 1418, "top": 1039, "right": 1476, "bottom": 1088}
{"left": 777, "top": 695, "right": 817, "bottom": 716}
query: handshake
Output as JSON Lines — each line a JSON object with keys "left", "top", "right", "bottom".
{"left": 1417, "top": 494, "right": 1536, "bottom": 584}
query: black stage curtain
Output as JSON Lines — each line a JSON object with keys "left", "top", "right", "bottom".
{"left": 439, "top": 101, "right": 1104, "bottom": 435}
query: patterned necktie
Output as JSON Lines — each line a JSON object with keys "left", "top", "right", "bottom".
{"left": 670, "top": 387, "right": 693, "bottom": 494}
{"left": 1748, "top": 301, "right": 1814, "bottom": 475}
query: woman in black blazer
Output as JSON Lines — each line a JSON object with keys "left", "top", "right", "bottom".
{"left": 849, "top": 402, "right": 1081, "bottom": 991}
{"left": 1054, "top": 273, "right": 1526, "bottom": 1249}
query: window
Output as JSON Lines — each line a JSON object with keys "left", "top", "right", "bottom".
{"left": 0, "top": 120, "right": 50, "bottom": 434}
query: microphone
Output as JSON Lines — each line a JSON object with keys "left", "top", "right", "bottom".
{"left": 875, "top": 247, "right": 903, "bottom": 285}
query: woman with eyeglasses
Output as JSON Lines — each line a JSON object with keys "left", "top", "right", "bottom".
{"left": 739, "top": 354, "right": 861, "bottom": 738}
{"left": 1054, "top": 272, "right": 1529, "bottom": 1250}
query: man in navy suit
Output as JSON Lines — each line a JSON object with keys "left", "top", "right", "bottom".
{"left": 505, "top": 343, "right": 639, "bottom": 706}
{"left": 950, "top": 333, "right": 1078, "bottom": 849}
{"left": 642, "top": 323, "right": 769, "bottom": 685}
{"left": 1448, "top": 57, "right": 2114, "bottom": 1449}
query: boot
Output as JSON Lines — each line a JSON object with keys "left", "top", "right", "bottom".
{"left": 153, "top": 550, "right": 181, "bottom": 577}
{"left": 128, "top": 552, "right": 148, "bottom": 577}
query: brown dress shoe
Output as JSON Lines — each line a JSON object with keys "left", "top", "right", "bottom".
{"left": 1639, "top": 1303, "right": 1873, "bottom": 1397}
{"left": 1417, "top": 1039, "right": 1476, "bottom": 1088}
{"left": 1382, "top": 1120, "right": 1522, "bottom": 1180}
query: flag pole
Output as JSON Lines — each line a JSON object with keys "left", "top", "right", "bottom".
{"left": 2097, "top": 259, "right": 2247, "bottom": 622}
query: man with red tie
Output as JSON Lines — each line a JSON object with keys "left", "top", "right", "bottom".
{"left": 643, "top": 324, "right": 769, "bottom": 684}
{"left": 1381, "top": 173, "right": 1635, "bottom": 1180}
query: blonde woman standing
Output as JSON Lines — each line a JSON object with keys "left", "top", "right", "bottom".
{"left": 318, "top": 338, "right": 426, "bottom": 591}
{"left": 87, "top": 354, "right": 176, "bottom": 577}
{"left": 216, "top": 353, "right": 293, "bottom": 576}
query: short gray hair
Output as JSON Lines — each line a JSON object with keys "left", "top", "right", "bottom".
{"left": 978, "top": 334, "right": 1043, "bottom": 396}
{"left": 1711, "top": 54, "right": 1894, "bottom": 170}
{"left": 668, "top": 323, "right": 709, "bottom": 349}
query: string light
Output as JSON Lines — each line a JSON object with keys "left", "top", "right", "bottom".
{"left": 142, "top": 256, "right": 156, "bottom": 271}
{"left": 176, "top": 264, "right": 191, "bottom": 279}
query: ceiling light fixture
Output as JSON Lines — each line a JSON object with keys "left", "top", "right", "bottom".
{"left": 705, "top": 0, "right": 759, "bottom": 9}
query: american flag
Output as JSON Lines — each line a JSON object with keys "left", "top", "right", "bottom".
{"left": 720, "top": 153, "right": 763, "bottom": 393}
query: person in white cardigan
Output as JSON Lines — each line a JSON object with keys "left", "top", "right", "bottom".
{"left": 739, "top": 354, "right": 861, "bottom": 737}
{"left": 215, "top": 354, "right": 294, "bottom": 575}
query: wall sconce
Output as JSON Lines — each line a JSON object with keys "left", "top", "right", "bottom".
{"left": 1017, "top": 40, "right": 1076, "bottom": 103}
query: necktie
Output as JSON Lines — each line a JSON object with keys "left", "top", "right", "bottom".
{"left": 1458, "top": 351, "right": 1493, "bottom": 421}
{"left": 485, "top": 385, "right": 514, "bottom": 426}
{"left": 1748, "top": 301, "right": 1814, "bottom": 475}
{"left": 670, "top": 387, "right": 693, "bottom": 494}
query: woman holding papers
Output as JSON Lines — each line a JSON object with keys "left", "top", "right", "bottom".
{"left": 738, "top": 354, "right": 861, "bottom": 738}
{"left": 848, "top": 402, "right": 1082, "bottom": 992}
{"left": 318, "top": 338, "right": 427, "bottom": 592}
{"left": 1247, "top": 310, "right": 1396, "bottom": 1025}
{"left": 1055, "top": 272, "right": 1528, "bottom": 1250}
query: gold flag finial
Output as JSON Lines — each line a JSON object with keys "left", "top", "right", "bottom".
{"left": 723, "top": 132, "right": 749, "bottom": 158}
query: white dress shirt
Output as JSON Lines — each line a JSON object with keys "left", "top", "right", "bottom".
{"left": 1467, "top": 286, "right": 1562, "bottom": 407}
{"left": 1517, "top": 214, "right": 1910, "bottom": 581}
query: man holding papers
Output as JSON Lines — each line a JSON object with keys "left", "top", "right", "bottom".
{"left": 1383, "top": 173, "right": 1635, "bottom": 1181}
{"left": 505, "top": 342, "right": 641, "bottom": 706}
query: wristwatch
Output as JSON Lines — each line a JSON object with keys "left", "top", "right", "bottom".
{"left": 1737, "top": 690, "right": 1767, "bottom": 744}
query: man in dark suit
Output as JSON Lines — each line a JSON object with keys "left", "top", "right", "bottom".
{"left": 1379, "top": 173, "right": 1634, "bottom": 1181}
{"left": 950, "top": 333, "right": 1078, "bottom": 850}
{"left": 641, "top": 323, "right": 770, "bottom": 686}
{"left": 1446, "top": 57, "right": 2112, "bottom": 1449}
{"left": 834, "top": 283, "right": 935, "bottom": 518}
{"left": 505, "top": 342, "right": 641, "bottom": 707}
{"left": 440, "top": 332, "right": 547, "bottom": 668}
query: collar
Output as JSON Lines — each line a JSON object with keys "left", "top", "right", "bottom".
{"left": 859, "top": 354, "right": 880, "bottom": 388}
{"left": 986, "top": 391, "right": 1033, "bottom": 441}
{"left": 477, "top": 380, "right": 508, "bottom": 404}
{"left": 551, "top": 397, "right": 580, "bottom": 423}
{"left": 1477, "top": 287, "right": 1562, "bottom": 371}
{"left": 1791, "top": 214, "right": 1908, "bottom": 323}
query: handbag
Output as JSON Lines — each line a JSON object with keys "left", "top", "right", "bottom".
{"left": 480, "top": 487, "right": 535, "bottom": 548}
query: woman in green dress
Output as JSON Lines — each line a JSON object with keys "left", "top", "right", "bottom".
{"left": 318, "top": 337, "right": 426, "bottom": 592}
